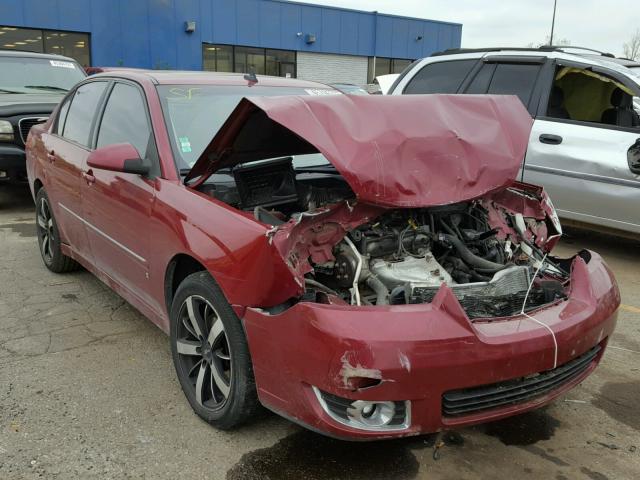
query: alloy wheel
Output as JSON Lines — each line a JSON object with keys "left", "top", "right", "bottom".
{"left": 175, "top": 295, "right": 232, "bottom": 410}
{"left": 36, "top": 196, "right": 55, "bottom": 263}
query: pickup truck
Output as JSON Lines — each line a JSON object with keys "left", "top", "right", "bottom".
{"left": 0, "top": 50, "right": 85, "bottom": 183}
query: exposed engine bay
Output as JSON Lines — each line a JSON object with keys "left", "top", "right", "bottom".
{"left": 311, "top": 204, "right": 568, "bottom": 319}
{"left": 199, "top": 156, "right": 569, "bottom": 320}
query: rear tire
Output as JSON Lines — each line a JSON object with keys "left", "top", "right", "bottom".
{"left": 170, "top": 271, "right": 260, "bottom": 429}
{"left": 35, "top": 188, "right": 80, "bottom": 273}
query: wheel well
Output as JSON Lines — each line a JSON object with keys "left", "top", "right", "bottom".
{"left": 33, "top": 179, "right": 43, "bottom": 194}
{"left": 164, "top": 254, "right": 207, "bottom": 311}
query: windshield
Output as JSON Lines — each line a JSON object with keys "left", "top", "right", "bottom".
{"left": 156, "top": 84, "right": 338, "bottom": 171}
{"left": 0, "top": 56, "right": 85, "bottom": 93}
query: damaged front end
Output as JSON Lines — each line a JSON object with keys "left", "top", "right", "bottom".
{"left": 186, "top": 93, "right": 619, "bottom": 438}
{"left": 270, "top": 182, "right": 567, "bottom": 320}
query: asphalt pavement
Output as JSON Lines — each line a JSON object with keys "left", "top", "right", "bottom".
{"left": 1, "top": 183, "right": 638, "bottom": 479}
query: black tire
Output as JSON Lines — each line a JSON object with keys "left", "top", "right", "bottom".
{"left": 170, "top": 271, "right": 260, "bottom": 429}
{"left": 35, "top": 188, "right": 80, "bottom": 273}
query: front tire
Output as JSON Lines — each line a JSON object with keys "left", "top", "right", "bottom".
{"left": 35, "top": 188, "right": 80, "bottom": 273}
{"left": 170, "top": 271, "right": 259, "bottom": 429}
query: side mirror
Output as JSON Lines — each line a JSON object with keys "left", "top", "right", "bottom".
{"left": 629, "top": 138, "right": 640, "bottom": 175}
{"left": 87, "top": 143, "right": 150, "bottom": 175}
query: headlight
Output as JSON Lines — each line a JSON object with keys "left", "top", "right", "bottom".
{"left": 0, "top": 120, "right": 14, "bottom": 141}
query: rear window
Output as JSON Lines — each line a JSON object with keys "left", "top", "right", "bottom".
{"left": 403, "top": 60, "right": 477, "bottom": 94}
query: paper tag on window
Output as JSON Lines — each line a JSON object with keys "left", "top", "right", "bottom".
{"left": 179, "top": 136, "right": 192, "bottom": 153}
{"left": 304, "top": 88, "right": 341, "bottom": 96}
{"left": 50, "top": 60, "right": 76, "bottom": 69}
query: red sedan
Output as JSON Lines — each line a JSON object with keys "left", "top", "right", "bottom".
{"left": 25, "top": 71, "right": 619, "bottom": 440}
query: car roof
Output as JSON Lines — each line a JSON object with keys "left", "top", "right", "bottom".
{"left": 422, "top": 47, "right": 640, "bottom": 82}
{"left": 90, "top": 70, "right": 335, "bottom": 89}
{"left": 0, "top": 49, "right": 79, "bottom": 63}
{"left": 578, "top": 54, "right": 640, "bottom": 68}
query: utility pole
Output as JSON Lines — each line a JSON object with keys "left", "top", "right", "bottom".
{"left": 549, "top": 0, "right": 557, "bottom": 45}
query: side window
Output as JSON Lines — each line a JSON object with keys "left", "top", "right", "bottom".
{"left": 465, "top": 63, "right": 496, "bottom": 94}
{"left": 63, "top": 82, "right": 108, "bottom": 147}
{"left": 545, "top": 66, "right": 640, "bottom": 128}
{"left": 403, "top": 60, "right": 477, "bottom": 94}
{"left": 485, "top": 63, "right": 541, "bottom": 108}
{"left": 54, "top": 96, "right": 72, "bottom": 135}
{"left": 96, "top": 83, "right": 153, "bottom": 159}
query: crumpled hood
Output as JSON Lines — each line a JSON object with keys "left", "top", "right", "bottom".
{"left": 186, "top": 94, "right": 533, "bottom": 207}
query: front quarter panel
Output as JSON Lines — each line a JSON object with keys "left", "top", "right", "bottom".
{"left": 148, "top": 180, "right": 301, "bottom": 329}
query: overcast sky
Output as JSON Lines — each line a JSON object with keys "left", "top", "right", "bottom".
{"left": 301, "top": 0, "right": 638, "bottom": 57}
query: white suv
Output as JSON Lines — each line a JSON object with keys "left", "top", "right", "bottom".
{"left": 389, "top": 47, "right": 640, "bottom": 237}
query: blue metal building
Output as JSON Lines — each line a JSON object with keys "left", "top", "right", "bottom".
{"left": 0, "top": 0, "right": 462, "bottom": 84}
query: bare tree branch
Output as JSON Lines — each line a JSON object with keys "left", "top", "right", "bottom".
{"left": 526, "top": 35, "right": 570, "bottom": 48}
{"left": 623, "top": 29, "right": 640, "bottom": 60}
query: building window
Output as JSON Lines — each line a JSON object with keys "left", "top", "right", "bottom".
{"left": 368, "top": 57, "right": 413, "bottom": 83}
{"left": 234, "top": 46, "right": 265, "bottom": 75}
{"left": 0, "top": 26, "right": 90, "bottom": 66}
{"left": 266, "top": 49, "right": 295, "bottom": 77}
{"left": 202, "top": 43, "right": 296, "bottom": 78}
{"left": 203, "top": 44, "right": 233, "bottom": 72}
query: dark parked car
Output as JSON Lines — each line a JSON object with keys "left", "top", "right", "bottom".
{"left": 26, "top": 71, "right": 619, "bottom": 440}
{"left": 0, "top": 50, "right": 85, "bottom": 182}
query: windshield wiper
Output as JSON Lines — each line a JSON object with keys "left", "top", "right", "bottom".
{"left": 24, "top": 85, "right": 68, "bottom": 92}
{"left": 0, "top": 88, "right": 25, "bottom": 94}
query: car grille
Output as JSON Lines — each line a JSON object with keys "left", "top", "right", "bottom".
{"left": 442, "top": 345, "right": 601, "bottom": 417}
{"left": 18, "top": 117, "right": 48, "bottom": 144}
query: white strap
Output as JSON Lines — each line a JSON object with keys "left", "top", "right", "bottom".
{"left": 521, "top": 254, "right": 558, "bottom": 369}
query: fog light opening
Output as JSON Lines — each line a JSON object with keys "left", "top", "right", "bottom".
{"left": 347, "top": 400, "right": 395, "bottom": 427}
{"left": 312, "top": 387, "right": 411, "bottom": 431}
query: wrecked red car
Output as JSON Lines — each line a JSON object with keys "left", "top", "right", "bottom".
{"left": 25, "top": 71, "right": 619, "bottom": 440}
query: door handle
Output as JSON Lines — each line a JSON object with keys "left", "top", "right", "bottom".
{"left": 539, "top": 134, "right": 563, "bottom": 145}
{"left": 46, "top": 150, "right": 56, "bottom": 163}
{"left": 82, "top": 170, "right": 96, "bottom": 185}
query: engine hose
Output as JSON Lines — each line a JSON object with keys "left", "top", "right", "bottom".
{"left": 365, "top": 275, "right": 390, "bottom": 306}
{"left": 438, "top": 233, "right": 508, "bottom": 272}
{"left": 470, "top": 271, "right": 491, "bottom": 282}
{"left": 304, "top": 278, "right": 339, "bottom": 296}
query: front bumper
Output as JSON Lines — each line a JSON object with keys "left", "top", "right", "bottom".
{"left": 242, "top": 251, "right": 619, "bottom": 440}
{"left": 0, "top": 143, "right": 26, "bottom": 181}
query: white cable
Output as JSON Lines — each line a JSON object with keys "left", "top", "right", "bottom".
{"left": 521, "top": 253, "right": 547, "bottom": 313}
{"left": 343, "top": 236, "right": 362, "bottom": 306}
{"left": 520, "top": 253, "right": 558, "bottom": 368}
{"left": 522, "top": 312, "right": 558, "bottom": 369}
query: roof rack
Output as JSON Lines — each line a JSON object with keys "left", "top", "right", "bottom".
{"left": 431, "top": 45, "right": 616, "bottom": 58}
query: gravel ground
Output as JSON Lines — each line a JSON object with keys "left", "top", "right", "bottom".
{"left": 1, "top": 183, "right": 639, "bottom": 479}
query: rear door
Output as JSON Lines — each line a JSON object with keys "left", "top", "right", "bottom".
{"left": 44, "top": 81, "right": 109, "bottom": 262}
{"left": 81, "top": 80, "right": 160, "bottom": 310}
{"left": 522, "top": 60, "right": 640, "bottom": 234}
